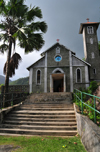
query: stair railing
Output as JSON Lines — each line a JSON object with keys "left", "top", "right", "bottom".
{"left": 0, "top": 92, "right": 28, "bottom": 110}
{"left": 74, "top": 89, "right": 100, "bottom": 124}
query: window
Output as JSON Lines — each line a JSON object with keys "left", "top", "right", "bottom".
{"left": 90, "top": 38, "right": 93, "bottom": 44}
{"left": 76, "top": 68, "right": 82, "bottom": 83}
{"left": 87, "top": 26, "right": 94, "bottom": 34}
{"left": 37, "top": 70, "right": 41, "bottom": 84}
{"left": 54, "top": 55, "right": 62, "bottom": 62}
{"left": 91, "top": 52, "right": 95, "bottom": 59}
{"left": 56, "top": 47, "right": 60, "bottom": 54}
{"left": 93, "top": 68, "right": 96, "bottom": 74}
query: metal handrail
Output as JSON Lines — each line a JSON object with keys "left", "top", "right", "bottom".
{"left": 0, "top": 92, "right": 28, "bottom": 110}
{"left": 74, "top": 88, "right": 100, "bottom": 124}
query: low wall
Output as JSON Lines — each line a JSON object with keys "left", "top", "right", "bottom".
{"left": 1, "top": 85, "right": 29, "bottom": 94}
{"left": 0, "top": 102, "right": 23, "bottom": 124}
{"left": 74, "top": 103, "right": 100, "bottom": 152}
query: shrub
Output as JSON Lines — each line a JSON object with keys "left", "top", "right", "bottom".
{"left": 88, "top": 81, "right": 98, "bottom": 94}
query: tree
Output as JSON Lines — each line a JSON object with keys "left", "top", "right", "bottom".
{"left": 0, "top": 0, "right": 47, "bottom": 93}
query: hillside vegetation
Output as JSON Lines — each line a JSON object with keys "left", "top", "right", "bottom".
{"left": 10, "top": 77, "right": 29, "bottom": 85}
{"left": 0, "top": 75, "right": 12, "bottom": 84}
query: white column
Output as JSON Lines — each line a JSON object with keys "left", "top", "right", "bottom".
{"left": 50, "top": 75, "right": 53, "bottom": 92}
{"left": 44, "top": 53, "right": 47, "bottom": 92}
{"left": 83, "top": 28, "right": 87, "bottom": 60}
{"left": 85, "top": 66, "right": 89, "bottom": 88}
{"left": 69, "top": 51, "right": 73, "bottom": 92}
{"left": 64, "top": 74, "right": 66, "bottom": 92}
{"left": 29, "top": 68, "right": 33, "bottom": 93}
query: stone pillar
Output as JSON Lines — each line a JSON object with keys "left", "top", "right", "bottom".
{"left": 44, "top": 53, "right": 47, "bottom": 92}
{"left": 85, "top": 66, "right": 89, "bottom": 88}
{"left": 50, "top": 75, "right": 53, "bottom": 92}
{"left": 64, "top": 74, "right": 66, "bottom": 92}
{"left": 29, "top": 68, "right": 33, "bottom": 93}
{"left": 69, "top": 51, "right": 73, "bottom": 92}
{"left": 83, "top": 28, "right": 87, "bottom": 60}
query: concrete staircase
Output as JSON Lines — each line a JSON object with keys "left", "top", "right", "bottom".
{"left": 0, "top": 93, "right": 77, "bottom": 137}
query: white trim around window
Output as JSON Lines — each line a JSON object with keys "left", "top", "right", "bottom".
{"left": 76, "top": 68, "right": 82, "bottom": 83}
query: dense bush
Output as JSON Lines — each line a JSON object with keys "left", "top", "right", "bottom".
{"left": 88, "top": 81, "right": 98, "bottom": 94}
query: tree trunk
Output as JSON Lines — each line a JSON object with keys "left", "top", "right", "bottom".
{"left": 5, "top": 38, "right": 12, "bottom": 93}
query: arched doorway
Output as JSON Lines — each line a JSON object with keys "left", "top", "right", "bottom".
{"left": 50, "top": 68, "right": 66, "bottom": 92}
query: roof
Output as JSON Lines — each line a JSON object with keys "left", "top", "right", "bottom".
{"left": 41, "top": 42, "right": 76, "bottom": 56}
{"left": 27, "top": 56, "right": 45, "bottom": 70}
{"left": 72, "top": 54, "right": 91, "bottom": 66}
{"left": 79, "top": 22, "right": 100, "bottom": 34}
{"left": 27, "top": 43, "right": 76, "bottom": 71}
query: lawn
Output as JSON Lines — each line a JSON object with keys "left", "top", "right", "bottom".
{"left": 0, "top": 135, "right": 86, "bottom": 152}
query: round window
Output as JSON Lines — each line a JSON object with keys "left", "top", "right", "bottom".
{"left": 55, "top": 55, "right": 62, "bottom": 62}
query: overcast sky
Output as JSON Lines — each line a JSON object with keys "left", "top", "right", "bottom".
{"left": 0, "top": 0, "right": 100, "bottom": 81}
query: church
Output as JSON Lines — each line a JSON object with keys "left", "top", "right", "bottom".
{"left": 27, "top": 21, "right": 100, "bottom": 93}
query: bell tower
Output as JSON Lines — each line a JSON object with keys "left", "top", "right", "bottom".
{"left": 79, "top": 19, "right": 100, "bottom": 81}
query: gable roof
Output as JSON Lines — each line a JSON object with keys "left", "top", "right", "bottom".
{"left": 72, "top": 54, "right": 91, "bottom": 66}
{"left": 41, "top": 42, "right": 76, "bottom": 56}
{"left": 27, "top": 56, "right": 45, "bottom": 70}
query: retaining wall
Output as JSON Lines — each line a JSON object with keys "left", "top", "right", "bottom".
{"left": 74, "top": 103, "right": 100, "bottom": 152}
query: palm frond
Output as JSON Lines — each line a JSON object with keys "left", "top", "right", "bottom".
{"left": 27, "top": 7, "right": 42, "bottom": 22}
{"left": 7, "top": 0, "right": 28, "bottom": 19}
{"left": 3, "top": 52, "right": 22, "bottom": 77}
{"left": 0, "top": 0, "right": 8, "bottom": 15}
{"left": 28, "top": 21, "right": 47, "bottom": 33}
{"left": 0, "top": 44, "right": 8, "bottom": 53}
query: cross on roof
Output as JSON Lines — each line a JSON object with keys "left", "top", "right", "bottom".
{"left": 57, "top": 39, "right": 59, "bottom": 43}
{"left": 86, "top": 18, "right": 89, "bottom": 22}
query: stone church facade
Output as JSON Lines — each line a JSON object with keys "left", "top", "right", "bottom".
{"left": 27, "top": 21, "right": 100, "bottom": 93}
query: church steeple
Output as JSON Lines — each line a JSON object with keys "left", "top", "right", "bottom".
{"left": 79, "top": 20, "right": 100, "bottom": 80}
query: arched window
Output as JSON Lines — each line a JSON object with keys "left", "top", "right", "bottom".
{"left": 36, "top": 70, "right": 41, "bottom": 84}
{"left": 76, "top": 68, "right": 82, "bottom": 83}
{"left": 91, "top": 52, "right": 95, "bottom": 59}
{"left": 56, "top": 47, "right": 60, "bottom": 54}
{"left": 93, "top": 68, "right": 96, "bottom": 74}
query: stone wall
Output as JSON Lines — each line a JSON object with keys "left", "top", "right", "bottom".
{"left": 74, "top": 103, "right": 100, "bottom": 152}
{"left": 1, "top": 85, "right": 29, "bottom": 93}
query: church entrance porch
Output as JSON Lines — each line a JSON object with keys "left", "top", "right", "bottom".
{"left": 50, "top": 73, "right": 66, "bottom": 92}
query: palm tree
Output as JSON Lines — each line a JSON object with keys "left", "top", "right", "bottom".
{"left": 0, "top": 0, "right": 47, "bottom": 93}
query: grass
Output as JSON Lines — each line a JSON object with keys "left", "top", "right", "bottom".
{"left": 0, "top": 135, "right": 86, "bottom": 152}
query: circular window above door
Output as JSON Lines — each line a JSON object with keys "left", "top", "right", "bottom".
{"left": 54, "top": 55, "right": 62, "bottom": 62}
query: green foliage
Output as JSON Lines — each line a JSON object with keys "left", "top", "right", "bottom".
{"left": 0, "top": 84, "right": 4, "bottom": 93}
{"left": 82, "top": 58, "right": 85, "bottom": 61}
{"left": 88, "top": 81, "right": 98, "bottom": 94}
{"left": 9, "top": 77, "right": 29, "bottom": 85}
{"left": 0, "top": 0, "right": 47, "bottom": 93}
{"left": 74, "top": 81, "right": 100, "bottom": 126}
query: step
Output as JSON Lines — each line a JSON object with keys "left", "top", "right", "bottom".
{"left": 5, "top": 117, "right": 76, "bottom": 122}
{"left": 6, "top": 114, "right": 76, "bottom": 118}
{"left": 1, "top": 124, "right": 77, "bottom": 130}
{"left": 4, "top": 120, "right": 77, "bottom": 126}
{"left": 0, "top": 128, "right": 77, "bottom": 136}
{"left": 0, "top": 98, "right": 77, "bottom": 137}
{"left": 17, "top": 107, "right": 74, "bottom": 111}
{"left": 11, "top": 110, "right": 75, "bottom": 114}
